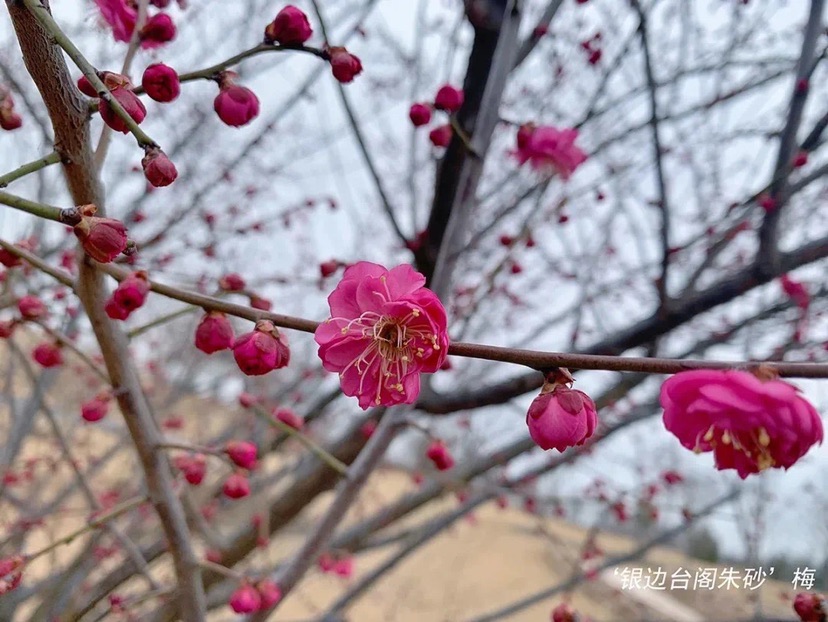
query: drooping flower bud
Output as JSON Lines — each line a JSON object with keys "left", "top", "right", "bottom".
{"left": 141, "top": 63, "right": 180, "bottom": 102}
{"left": 428, "top": 124, "right": 452, "bottom": 147}
{"left": 434, "top": 84, "right": 464, "bottom": 112}
{"left": 426, "top": 440, "right": 454, "bottom": 471}
{"left": 233, "top": 320, "right": 290, "bottom": 376}
{"left": 526, "top": 373, "right": 598, "bottom": 452}
{"left": 0, "top": 90, "right": 22, "bottom": 131}
{"left": 142, "top": 147, "right": 178, "bottom": 187}
{"left": 73, "top": 205, "right": 129, "bottom": 263}
{"left": 214, "top": 72, "right": 260, "bottom": 127}
{"left": 273, "top": 407, "right": 303, "bottom": 430}
{"left": 105, "top": 298, "right": 131, "bottom": 320}
{"left": 0, "top": 320, "right": 16, "bottom": 339}
{"left": 81, "top": 394, "right": 111, "bottom": 422}
{"left": 229, "top": 583, "right": 261, "bottom": 613}
{"left": 33, "top": 342, "right": 63, "bottom": 368}
{"left": 98, "top": 73, "right": 146, "bottom": 133}
{"left": 17, "top": 295, "right": 46, "bottom": 321}
{"left": 408, "top": 103, "right": 432, "bottom": 127}
{"left": 195, "top": 311, "right": 235, "bottom": 354}
{"left": 140, "top": 13, "right": 177, "bottom": 47}
{"left": 264, "top": 5, "right": 312, "bottom": 45}
{"left": 111, "top": 270, "right": 150, "bottom": 315}
{"left": 223, "top": 472, "right": 251, "bottom": 499}
{"left": 174, "top": 454, "right": 207, "bottom": 485}
{"left": 219, "top": 272, "right": 246, "bottom": 291}
{"left": 328, "top": 46, "right": 363, "bottom": 83}
{"left": 225, "top": 441, "right": 258, "bottom": 470}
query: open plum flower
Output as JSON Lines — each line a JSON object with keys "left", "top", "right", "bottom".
{"left": 660, "top": 369, "right": 823, "bottom": 479}
{"left": 315, "top": 262, "right": 449, "bottom": 409}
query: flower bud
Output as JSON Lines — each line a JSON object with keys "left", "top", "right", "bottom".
{"left": 219, "top": 272, "right": 246, "bottom": 291}
{"left": 273, "top": 407, "right": 303, "bottom": 430}
{"left": 33, "top": 342, "right": 63, "bottom": 368}
{"left": 426, "top": 440, "right": 454, "bottom": 471}
{"left": 229, "top": 583, "right": 261, "bottom": 613}
{"left": 73, "top": 205, "right": 129, "bottom": 263}
{"left": 142, "top": 148, "right": 178, "bottom": 187}
{"left": 99, "top": 75, "right": 147, "bottom": 133}
{"left": 174, "top": 454, "right": 207, "bottom": 485}
{"left": 81, "top": 395, "right": 110, "bottom": 422}
{"left": 225, "top": 441, "right": 258, "bottom": 470}
{"left": 264, "top": 5, "right": 312, "bottom": 45}
{"left": 112, "top": 270, "right": 150, "bottom": 314}
{"left": 434, "top": 84, "right": 464, "bottom": 112}
{"left": 17, "top": 295, "right": 46, "bottom": 320}
{"left": 223, "top": 472, "right": 251, "bottom": 499}
{"left": 140, "top": 13, "right": 177, "bottom": 47}
{"left": 214, "top": 72, "right": 260, "bottom": 127}
{"left": 526, "top": 379, "right": 597, "bottom": 452}
{"left": 233, "top": 320, "right": 290, "bottom": 376}
{"left": 195, "top": 311, "right": 235, "bottom": 354}
{"left": 328, "top": 46, "right": 363, "bottom": 83}
{"left": 428, "top": 124, "right": 452, "bottom": 147}
{"left": 141, "top": 63, "right": 180, "bottom": 102}
{"left": 408, "top": 103, "right": 432, "bottom": 127}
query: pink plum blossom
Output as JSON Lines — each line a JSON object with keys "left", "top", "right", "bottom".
{"left": 513, "top": 125, "right": 587, "bottom": 179}
{"left": 314, "top": 262, "right": 449, "bottom": 409}
{"left": 660, "top": 369, "right": 823, "bottom": 479}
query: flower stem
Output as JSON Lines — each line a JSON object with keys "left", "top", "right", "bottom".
{"left": 25, "top": 495, "right": 147, "bottom": 563}
{"left": 253, "top": 406, "right": 349, "bottom": 476}
{"left": 0, "top": 190, "right": 72, "bottom": 224}
{"left": 0, "top": 151, "right": 61, "bottom": 188}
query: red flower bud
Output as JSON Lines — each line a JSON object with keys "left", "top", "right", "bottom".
{"left": 328, "top": 46, "right": 363, "bottom": 83}
{"left": 111, "top": 270, "right": 150, "bottom": 314}
{"left": 319, "top": 259, "right": 340, "bottom": 278}
{"left": 142, "top": 148, "right": 178, "bottom": 187}
{"left": 233, "top": 320, "right": 290, "bottom": 376}
{"left": 214, "top": 72, "right": 260, "bottom": 127}
{"left": 434, "top": 84, "right": 464, "bottom": 112}
{"left": 0, "top": 556, "right": 24, "bottom": 596}
{"left": 0, "top": 320, "right": 15, "bottom": 339}
{"left": 17, "top": 295, "right": 46, "bottom": 320}
{"left": 0, "top": 92, "right": 22, "bottom": 131}
{"left": 140, "top": 13, "right": 177, "bottom": 47}
{"left": 222, "top": 472, "right": 251, "bottom": 499}
{"left": 225, "top": 440, "right": 258, "bottom": 470}
{"left": 426, "top": 440, "right": 454, "bottom": 471}
{"left": 81, "top": 395, "right": 110, "bottom": 422}
{"left": 141, "top": 63, "right": 180, "bottom": 102}
{"left": 219, "top": 272, "right": 246, "bottom": 291}
{"left": 105, "top": 297, "right": 131, "bottom": 320}
{"left": 174, "top": 454, "right": 207, "bottom": 485}
{"left": 264, "top": 5, "right": 313, "bottom": 45}
{"left": 99, "top": 79, "right": 147, "bottom": 133}
{"left": 229, "top": 583, "right": 261, "bottom": 613}
{"left": 273, "top": 407, "right": 303, "bottom": 430}
{"left": 428, "top": 124, "right": 452, "bottom": 147}
{"left": 408, "top": 103, "right": 432, "bottom": 127}
{"left": 195, "top": 311, "right": 235, "bottom": 354}
{"left": 73, "top": 205, "right": 129, "bottom": 263}
{"left": 33, "top": 342, "right": 63, "bottom": 368}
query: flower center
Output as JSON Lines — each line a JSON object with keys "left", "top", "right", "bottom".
{"left": 695, "top": 425, "right": 775, "bottom": 471}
